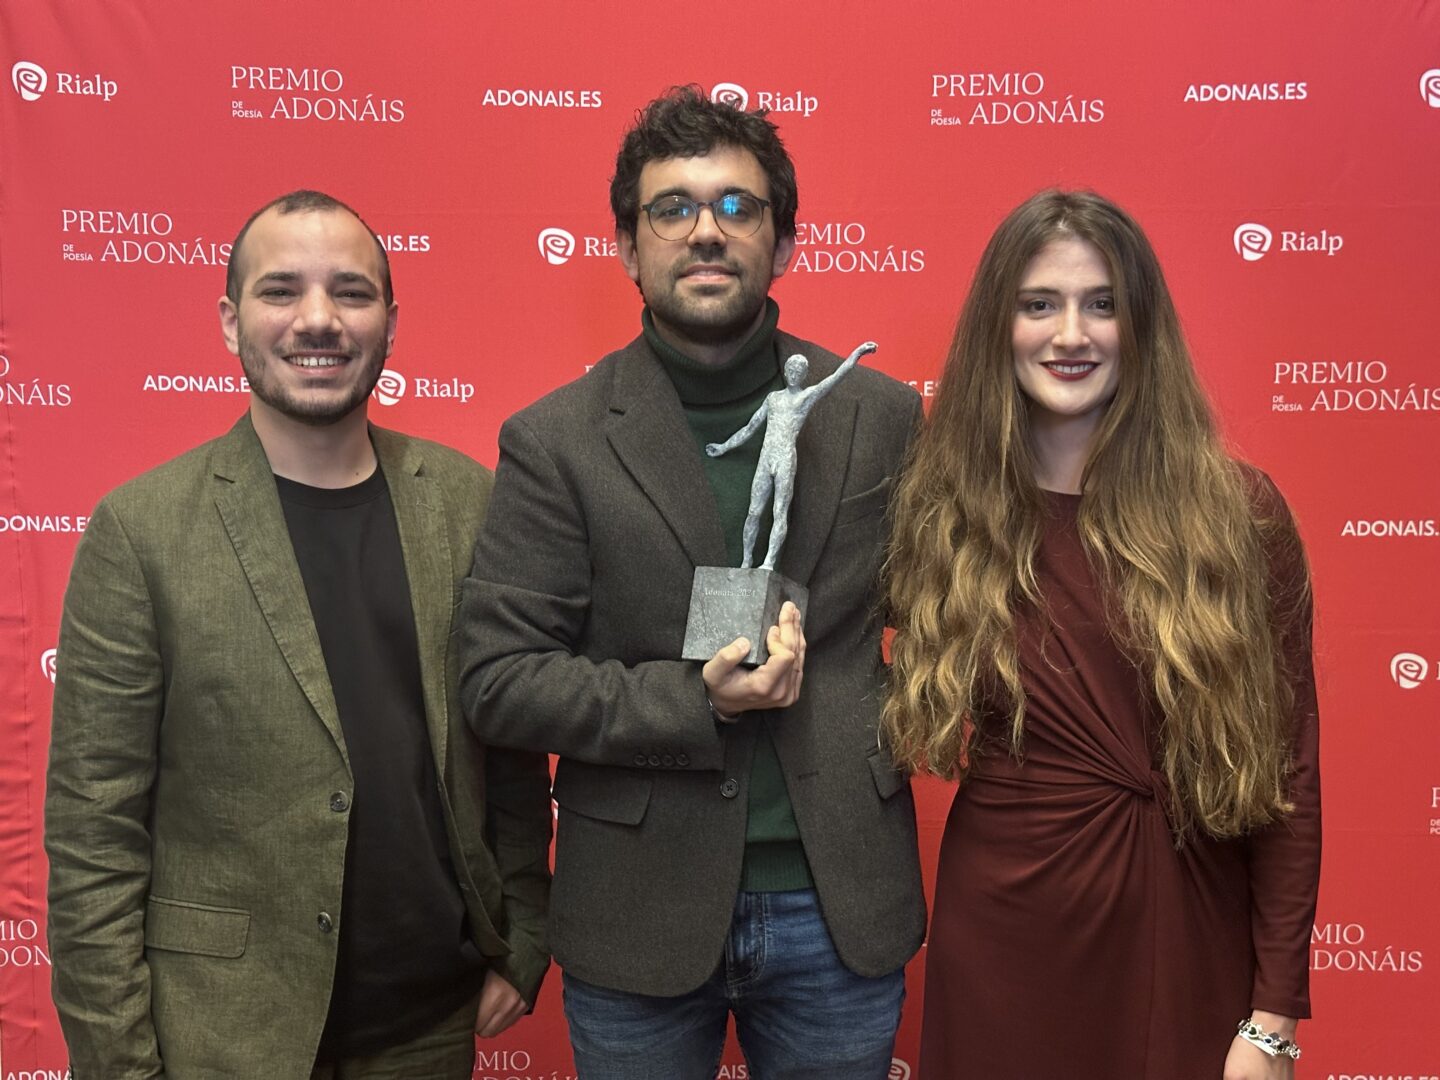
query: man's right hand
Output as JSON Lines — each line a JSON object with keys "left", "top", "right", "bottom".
{"left": 701, "top": 601, "right": 806, "bottom": 718}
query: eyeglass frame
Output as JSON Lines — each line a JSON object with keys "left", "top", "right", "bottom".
{"left": 638, "top": 193, "right": 773, "bottom": 241}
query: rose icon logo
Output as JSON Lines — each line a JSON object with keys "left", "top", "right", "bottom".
{"left": 537, "top": 227, "right": 576, "bottom": 266}
{"left": 711, "top": 82, "right": 750, "bottom": 110}
{"left": 41, "top": 648, "right": 58, "bottom": 683}
{"left": 12, "top": 61, "right": 48, "bottom": 101}
{"left": 1422, "top": 69, "right": 1440, "bottom": 108}
{"left": 373, "top": 369, "right": 406, "bottom": 406}
{"left": 1390, "top": 652, "right": 1428, "bottom": 690}
{"left": 1233, "top": 223, "right": 1273, "bottom": 262}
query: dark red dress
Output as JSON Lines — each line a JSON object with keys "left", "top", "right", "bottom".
{"left": 920, "top": 484, "right": 1320, "bottom": 1079}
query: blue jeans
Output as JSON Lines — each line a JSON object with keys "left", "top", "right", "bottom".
{"left": 562, "top": 889, "right": 905, "bottom": 1080}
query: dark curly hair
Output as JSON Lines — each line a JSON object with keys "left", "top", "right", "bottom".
{"left": 610, "top": 85, "right": 797, "bottom": 241}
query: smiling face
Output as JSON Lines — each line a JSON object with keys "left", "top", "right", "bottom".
{"left": 218, "top": 206, "right": 396, "bottom": 429}
{"left": 1012, "top": 236, "right": 1121, "bottom": 439}
{"left": 617, "top": 145, "right": 794, "bottom": 361}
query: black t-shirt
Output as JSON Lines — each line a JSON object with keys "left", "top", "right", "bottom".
{"left": 276, "top": 467, "right": 484, "bottom": 1060}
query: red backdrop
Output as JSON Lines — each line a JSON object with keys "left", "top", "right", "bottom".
{"left": 3, "top": 2, "right": 1439, "bottom": 1077}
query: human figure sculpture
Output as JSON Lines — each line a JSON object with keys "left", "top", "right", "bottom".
{"left": 707, "top": 340, "right": 876, "bottom": 571}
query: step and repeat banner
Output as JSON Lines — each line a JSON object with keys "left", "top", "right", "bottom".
{"left": 2, "top": 1, "right": 1438, "bottom": 1077}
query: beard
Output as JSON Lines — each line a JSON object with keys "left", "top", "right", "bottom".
{"left": 237, "top": 328, "right": 386, "bottom": 427}
{"left": 641, "top": 254, "right": 773, "bottom": 348}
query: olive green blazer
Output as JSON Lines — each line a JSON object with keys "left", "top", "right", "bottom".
{"left": 45, "top": 415, "right": 550, "bottom": 1080}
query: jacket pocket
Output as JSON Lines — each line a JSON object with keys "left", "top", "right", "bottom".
{"left": 832, "top": 478, "right": 892, "bottom": 528}
{"left": 867, "top": 747, "right": 908, "bottom": 801}
{"left": 552, "top": 761, "right": 652, "bottom": 825}
{"left": 144, "top": 895, "right": 250, "bottom": 958}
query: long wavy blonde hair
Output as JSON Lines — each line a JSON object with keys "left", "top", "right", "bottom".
{"left": 883, "top": 190, "right": 1308, "bottom": 839}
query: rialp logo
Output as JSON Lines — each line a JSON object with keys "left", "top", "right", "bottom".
{"left": 41, "top": 648, "right": 58, "bottom": 683}
{"left": 537, "top": 227, "right": 576, "bottom": 265}
{"left": 1421, "top": 69, "right": 1440, "bottom": 108}
{"left": 1233, "top": 223, "right": 1273, "bottom": 261}
{"left": 373, "top": 370, "right": 406, "bottom": 406}
{"left": 1391, "top": 652, "right": 1429, "bottom": 690}
{"left": 711, "top": 82, "right": 749, "bottom": 109}
{"left": 12, "top": 61, "right": 48, "bottom": 101}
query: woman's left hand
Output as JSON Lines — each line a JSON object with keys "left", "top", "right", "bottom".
{"left": 1222, "top": 1036, "right": 1294, "bottom": 1080}
{"left": 1223, "top": 1012, "right": 1299, "bottom": 1080}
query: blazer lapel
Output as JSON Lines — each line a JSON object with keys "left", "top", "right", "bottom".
{"left": 210, "top": 416, "right": 346, "bottom": 759}
{"left": 605, "top": 339, "right": 729, "bottom": 568}
{"left": 373, "top": 428, "right": 451, "bottom": 776}
{"left": 774, "top": 339, "right": 858, "bottom": 587}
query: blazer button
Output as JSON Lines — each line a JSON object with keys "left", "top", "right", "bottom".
{"left": 329, "top": 792, "right": 349, "bottom": 813}
{"left": 648, "top": 754, "right": 662, "bottom": 767}
{"left": 720, "top": 778, "right": 739, "bottom": 798}
{"left": 634, "top": 753, "right": 648, "bottom": 767}
{"left": 676, "top": 754, "right": 690, "bottom": 767}
{"left": 661, "top": 754, "right": 675, "bottom": 767}
{"left": 317, "top": 912, "right": 334, "bottom": 933}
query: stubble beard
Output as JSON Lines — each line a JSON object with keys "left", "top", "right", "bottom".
{"left": 645, "top": 259, "right": 772, "bottom": 349}
{"left": 237, "top": 328, "right": 385, "bottom": 428}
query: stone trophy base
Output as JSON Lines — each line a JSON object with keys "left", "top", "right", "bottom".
{"left": 681, "top": 566, "right": 809, "bottom": 668}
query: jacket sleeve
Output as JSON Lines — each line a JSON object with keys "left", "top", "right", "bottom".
{"left": 44, "top": 497, "right": 167, "bottom": 1079}
{"left": 480, "top": 745, "right": 553, "bottom": 1004}
{"left": 1244, "top": 475, "right": 1322, "bottom": 1019}
{"left": 456, "top": 414, "right": 727, "bottom": 770}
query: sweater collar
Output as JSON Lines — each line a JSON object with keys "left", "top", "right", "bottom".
{"left": 643, "top": 299, "right": 781, "bottom": 406}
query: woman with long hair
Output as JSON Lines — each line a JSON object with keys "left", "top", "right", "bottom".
{"left": 884, "top": 191, "right": 1320, "bottom": 1078}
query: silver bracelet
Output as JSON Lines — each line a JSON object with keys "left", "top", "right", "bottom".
{"left": 1236, "top": 1018, "right": 1301, "bottom": 1060}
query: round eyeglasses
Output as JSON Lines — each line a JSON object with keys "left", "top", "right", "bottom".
{"left": 640, "top": 193, "right": 771, "bottom": 241}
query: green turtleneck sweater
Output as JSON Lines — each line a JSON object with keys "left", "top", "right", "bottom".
{"left": 644, "top": 300, "right": 814, "bottom": 893}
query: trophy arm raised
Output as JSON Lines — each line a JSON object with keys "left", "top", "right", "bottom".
{"left": 809, "top": 340, "right": 877, "bottom": 400}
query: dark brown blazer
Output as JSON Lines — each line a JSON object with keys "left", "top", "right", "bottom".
{"left": 458, "top": 332, "right": 926, "bottom": 996}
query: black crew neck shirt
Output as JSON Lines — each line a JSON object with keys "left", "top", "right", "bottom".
{"left": 275, "top": 466, "right": 484, "bottom": 1060}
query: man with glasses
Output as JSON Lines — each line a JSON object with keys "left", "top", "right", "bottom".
{"left": 459, "top": 86, "right": 925, "bottom": 1079}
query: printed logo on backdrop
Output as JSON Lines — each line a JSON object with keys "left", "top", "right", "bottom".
{"left": 229, "top": 65, "right": 405, "bottom": 122}
{"left": 11, "top": 59, "right": 117, "bottom": 102}
{"left": 1311, "top": 921, "right": 1423, "bottom": 973}
{"left": 0, "top": 515, "right": 88, "bottom": 534}
{"left": 0, "top": 354, "right": 73, "bottom": 408}
{"left": 1390, "top": 652, "right": 1432, "bottom": 690}
{"left": 60, "top": 208, "right": 231, "bottom": 268}
{"left": 790, "top": 220, "right": 925, "bottom": 275}
{"left": 538, "top": 227, "right": 577, "bottom": 265}
{"left": 1341, "top": 516, "right": 1438, "bottom": 539}
{"left": 474, "top": 1049, "right": 577, "bottom": 1079}
{"left": 1269, "top": 358, "right": 1439, "bottom": 414}
{"left": 0, "top": 917, "right": 51, "bottom": 968}
{"left": 1184, "top": 79, "right": 1307, "bottom": 104}
{"left": 1232, "top": 223, "right": 1272, "bottom": 262}
{"left": 1233, "top": 220, "right": 1341, "bottom": 261}
{"left": 1431, "top": 786, "right": 1440, "bottom": 837}
{"left": 890, "top": 1058, "right": 912, "bottom": 1080}
{"left": 371, "top": 368, "right": 474, "bottom": 406}
{"left": 41, "top": 648, "right": 58, "bottom": 683}
{"left": 377, "top": 233, "right": 431, "bottom": 254}
{"left": 480, "top": 86, "right": 601, "bottom": 109}
{"left": 373, "top": 370, "right": 407, "bottom": 406}
{"left": 1421, "top": 68, "right": 1440, "bottom": 108}
{"left": 536, "top": 226, "right": 616, "bottom": 266}
{"left": 929, "top": 71, "right": 1103, "bottom": 128}
{"left": 711, "top": 81, "right": 818, "bottom": 118}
